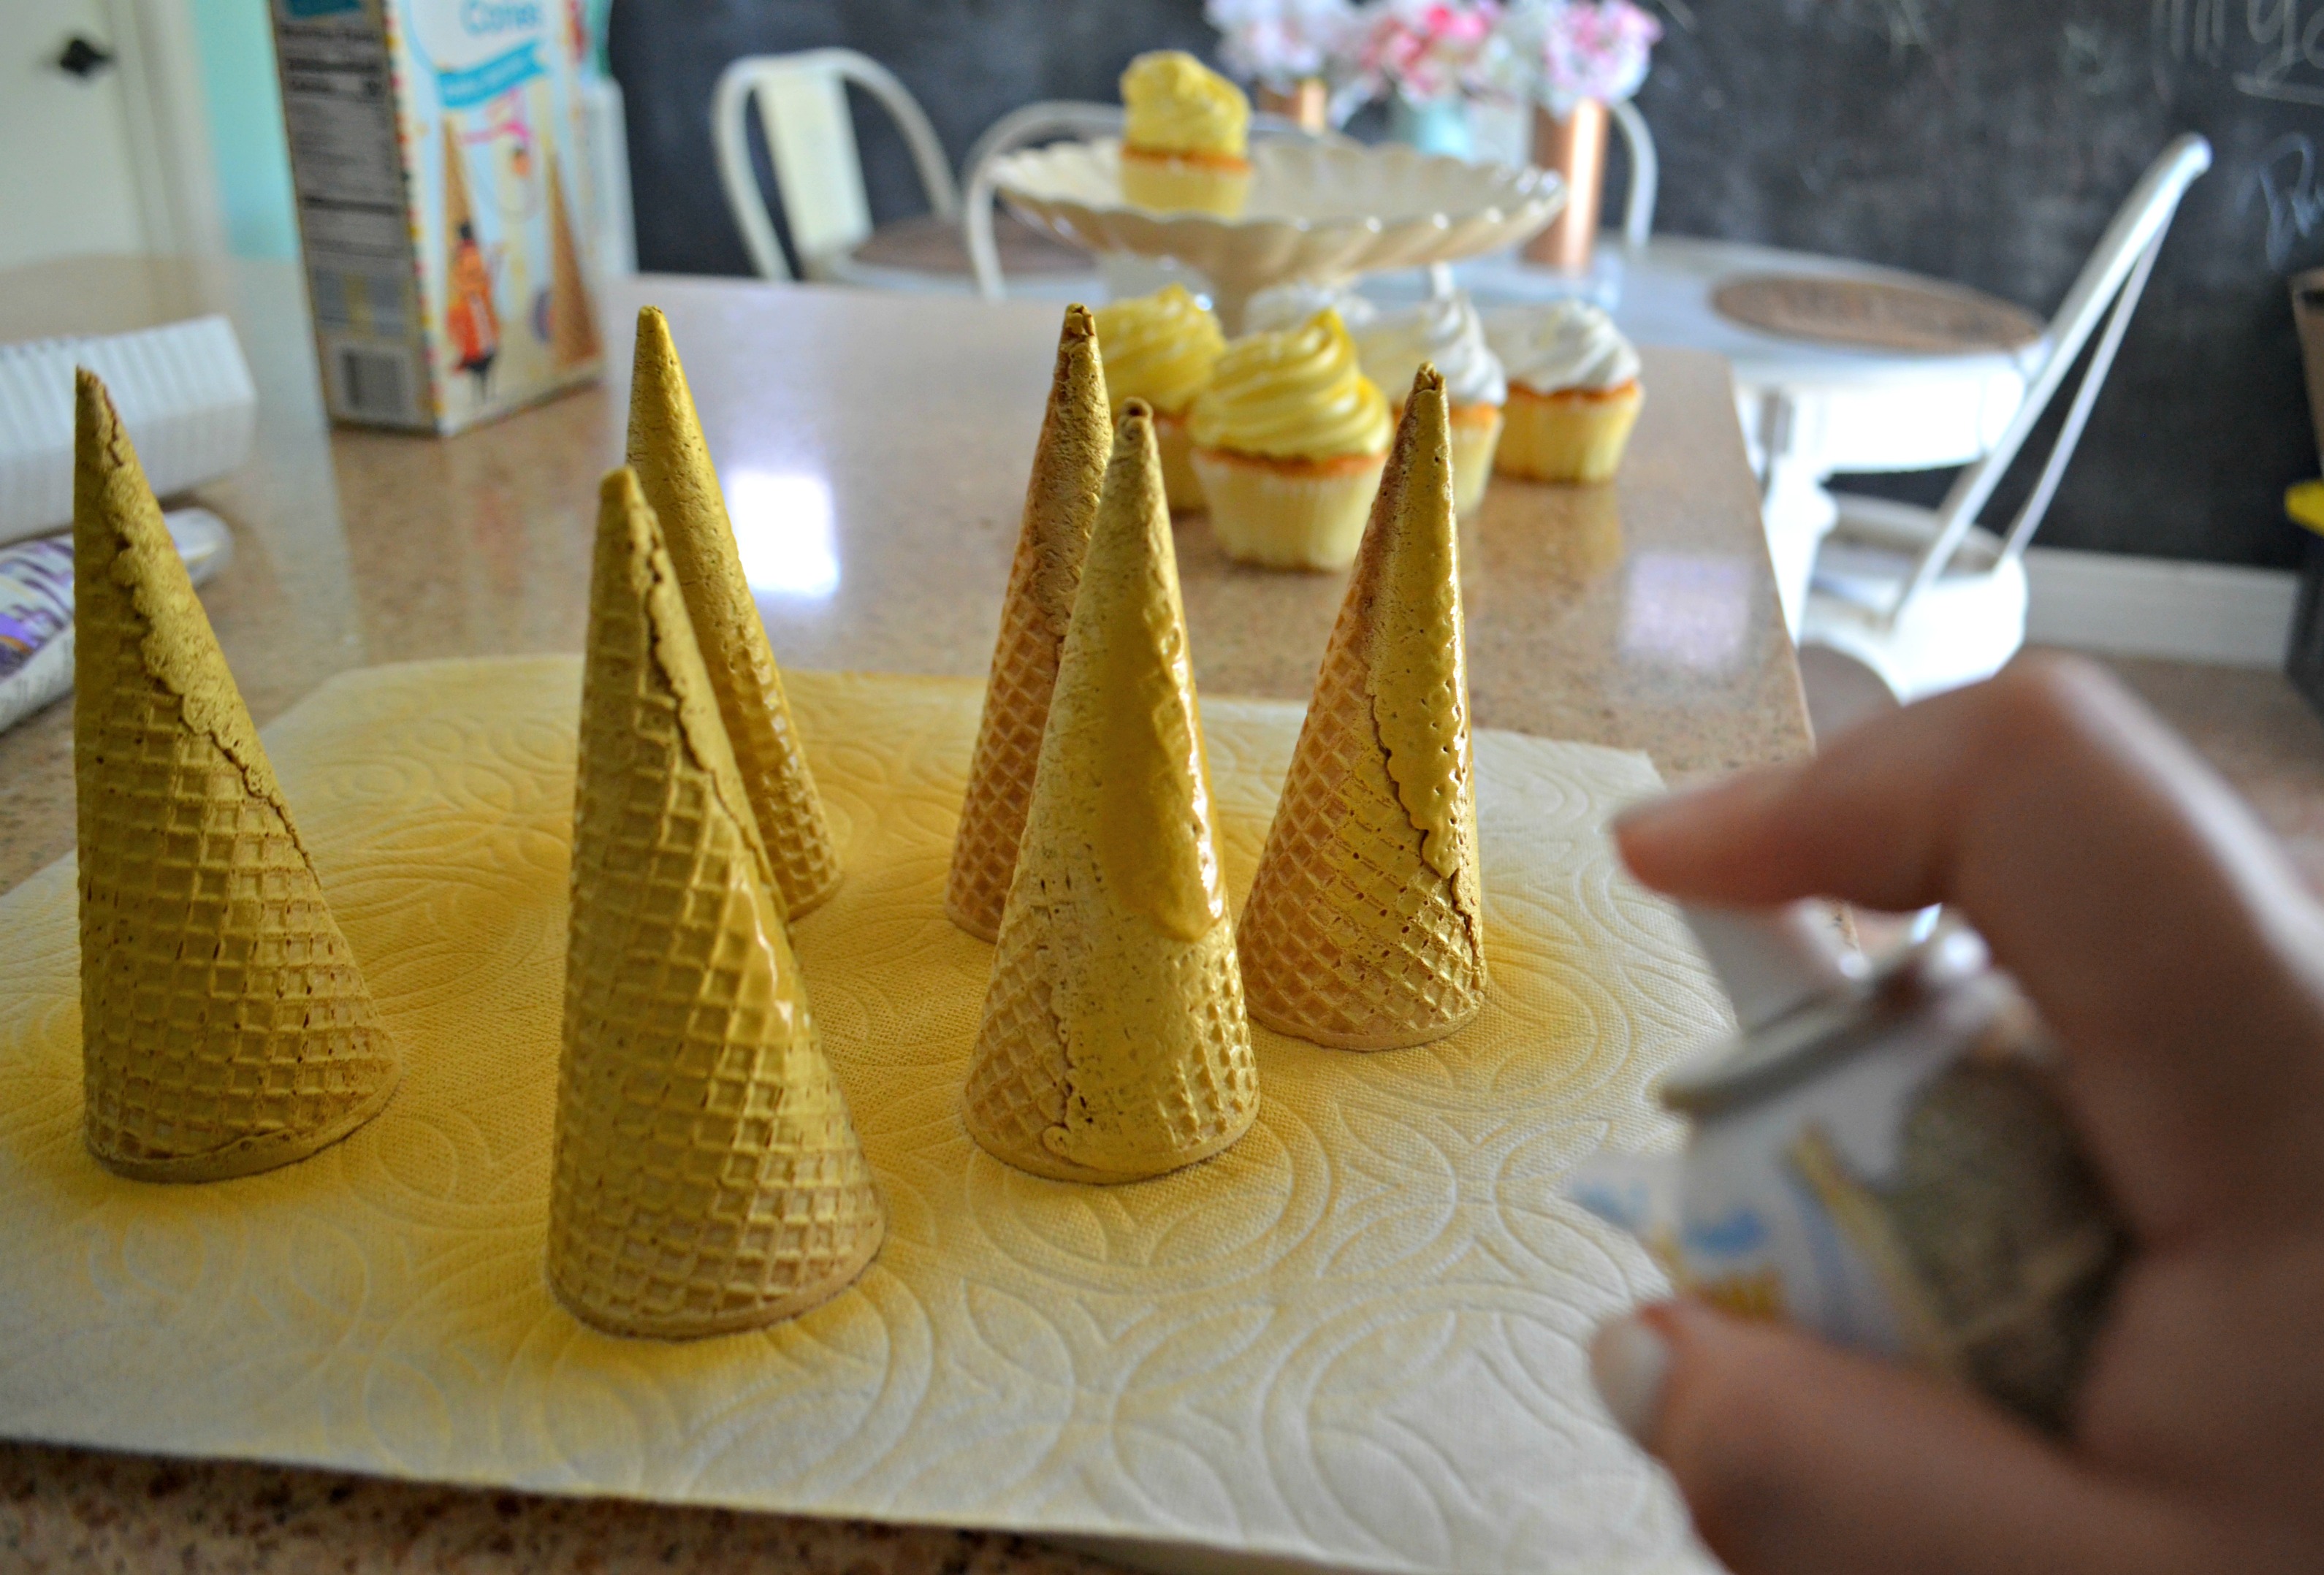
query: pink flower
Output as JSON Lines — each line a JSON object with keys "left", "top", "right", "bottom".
{"left": 1348, "top": 0, "right": 1504, "bottom": 104}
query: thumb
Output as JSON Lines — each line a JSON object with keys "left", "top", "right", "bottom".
{"left": 1592, "top": 1300, "right": 2198, "bottom": 1575}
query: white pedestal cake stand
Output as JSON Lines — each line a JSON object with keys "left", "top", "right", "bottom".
{"left": 991, "top": 137, "right": 1566, "bottom": 332}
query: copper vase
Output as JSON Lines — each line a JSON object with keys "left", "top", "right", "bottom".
{"left": 1525, "top": 99, "right": 1607, "bottom": 273}
{"left": 1254, "top": 77, "right": 1329, "bottom": 134}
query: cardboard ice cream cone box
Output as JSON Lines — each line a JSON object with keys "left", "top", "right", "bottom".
{"left": 270, "top": 0, "right": 603, "bottom": 433}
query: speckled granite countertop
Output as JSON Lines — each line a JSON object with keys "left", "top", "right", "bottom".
{"left": 0, "top": 256, "right": 1805, "bottom": 1571}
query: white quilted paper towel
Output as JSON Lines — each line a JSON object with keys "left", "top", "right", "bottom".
{"left": 0, "top": 658, "right": 1726, "bottom": 1575}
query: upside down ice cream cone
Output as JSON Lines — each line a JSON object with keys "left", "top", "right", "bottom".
{"left": 946, "top": 305, "right": 1111, "bottom": 942}
{"left": 962, "top": 404, "right": 1259, "bottom": 1183}
{"left": 74, "top": 370, "right": 401, "bottom": 1181}
{"left": 1237, "top": 366, "right": 1490, "bottom": 1050}
{"left": 549, "top": 470, "right": 883, "bottom": 1339}
{"left": 627, "top": 306, "right": 841, "bottom": 918}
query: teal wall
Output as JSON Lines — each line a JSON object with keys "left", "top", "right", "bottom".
{"left": 191, "top": 0, "right": 298, "bottom": 259}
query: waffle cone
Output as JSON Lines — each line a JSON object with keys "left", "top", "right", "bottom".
{"left": 549, "top": 470, "right": 883, "bottom": 1338}
{"left": 72, "top": 370, "right": 400, "bottom": 1181}
{"left": 1237, "top": 366, "right": 1489, "bottom": 1050}
{"left": 627, "top": 307, "right": 840, "bottom": 918}
{"left": 962, "top": 405, "right": 1258, "bottom": 1183}
{"left": 946, "top": 305, "right": 1110, "bottom": 941}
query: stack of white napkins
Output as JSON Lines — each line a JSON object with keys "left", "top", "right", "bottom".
{"left": 0, "top": 316, "right": 256, "bottom": 547}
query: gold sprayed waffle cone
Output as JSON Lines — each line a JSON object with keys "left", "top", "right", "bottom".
{"left": 548, "top": 470, "right": 884, "bottom": 1339}
{"left": 1236, "top": 366, "right": 1489, "bottom": 1050}
{"left": 628, "top": 307, "right": 841, "bottom": 918}
{"left": 72, "top": 371, "right": 400, "bottom": 1181}
{"left": 962, "top": 405, "right": 1259, "bottom": 1183}
{"left": 946, "top": 305, "right": 1110, "bottom": 942}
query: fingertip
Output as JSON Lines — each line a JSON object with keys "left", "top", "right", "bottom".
{"left": 1590, "top": 1308, "right": 1674, "bottom": 1446}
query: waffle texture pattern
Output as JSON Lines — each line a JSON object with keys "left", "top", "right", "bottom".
{"left": 964, "top": 411, "right": 1258, "bottom": 1183}
{"left": 72, "top": 370, "right": 400, "bottom": 1181}
{"left": 1238, "top": 367, "right": 1490, "bottom": 1050}
{"left": 547, "top": 470, "right": 883, "bottom": 1338}
{"left": 627, "top": 307, "right": 841, "bottom": 918}
{"left": 945, "top": 305, "right": 1110, "bottom": 942}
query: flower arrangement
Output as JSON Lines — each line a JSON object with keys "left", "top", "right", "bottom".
{"left": 1203, "top": 0, "right": 1360, "bottom": 89}
{"left": 1343, "top": 1, "right": 1504, "bottom": 107}
{"left": 1490, "top": 0, "right": 1661, "bottom": 118}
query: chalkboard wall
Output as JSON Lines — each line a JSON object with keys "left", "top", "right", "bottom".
{"left": 608, "top": 0, "right": 2324, "bottom": 569}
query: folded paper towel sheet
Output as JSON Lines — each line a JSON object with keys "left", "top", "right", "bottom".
{"left": 0, "top": 657, "right": 1726, "bottom": 1575}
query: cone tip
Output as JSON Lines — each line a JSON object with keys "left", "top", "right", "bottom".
{"left": 599, "top": 465, "right": 646, "bottom": 513}
{"left": 1411, "top": 362, "right": 1445, "bottom": 400}
{"left": 1062, "top": 302, "right": 1095, "bottom": 341}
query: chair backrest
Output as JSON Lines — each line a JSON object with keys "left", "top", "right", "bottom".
{"left": 712, "top": 49, "right": 960, "bottom": 282}
{"left": 1606, "top": 98, "right": 1658, "bottom": 252}
{"left": 961, "top": 101, "right": 1349, "bottom": 301}
{"left": 1884, "top": 132, "right": 2212, "bottom": 623}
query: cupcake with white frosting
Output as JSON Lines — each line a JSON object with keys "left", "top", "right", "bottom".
{"left": 1350, "top": 293, "right": 1506, "bottom": 514}
{"left": 1485, "top": 301, "right": 1642, "bottom": 484}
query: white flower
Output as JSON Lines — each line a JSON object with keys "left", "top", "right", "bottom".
{"left": 1205, "top": 0, "right": 1361, "bottom": 87}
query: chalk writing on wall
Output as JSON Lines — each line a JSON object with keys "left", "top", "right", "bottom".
{"left": 2244, "top": 131, "right": 2324, "bottom": 267}
{"left": 2155, "top": 0, "right": 2324, "bottom": 107}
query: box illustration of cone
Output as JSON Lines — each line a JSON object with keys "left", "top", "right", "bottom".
{"left": 1237, "top": 367, "right": 1489, "bottom": 1050}
{"left": 627, "top": 307, "right": 842, "bottom": 918}
{"left": 74, "top": 370, "right": 400, "bottom": 1181}
{"left": 963, "top": 405, "right": 1260, "bottom": 1183}
{"left": 548, "top": 468, "right": 883, "bottom": 1339}
{"left": 947, "top": 304, "right": 1111, "bottom": 942}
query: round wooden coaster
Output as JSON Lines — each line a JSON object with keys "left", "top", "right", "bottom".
{"left": 1712, "top": 272, "right": 2045, "bottom": 354}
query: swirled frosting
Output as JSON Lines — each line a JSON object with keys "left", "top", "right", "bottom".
{"left": 1091, "top": 286, "right": 1227, "bottom": 416}
{"left": 1189, "top": 310, "right": 1393, "bottom": 462}
{"left": 1354, "top": 293, "right": 1506, "bottom": 410}
{"left": 1485, "top": 301, "right": 1641, "bottom": 394}
{"left": 1120, "top": 51, "right": 1249, "bottom": 159}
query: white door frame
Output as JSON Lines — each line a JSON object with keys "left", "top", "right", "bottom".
{"left": 104, "top": 0, "right": 226, "bottom": 257}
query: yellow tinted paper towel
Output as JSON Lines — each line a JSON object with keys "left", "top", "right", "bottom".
{"left": 0, "top": 657, "right": 1726, "bottom": 1575}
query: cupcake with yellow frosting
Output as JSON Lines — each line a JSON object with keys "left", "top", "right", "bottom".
{"left": 1486, "top": 301, "right": 1643, "bottom": 484}
{"left": 1118, "top": 51, "right": 1251, "bottom": 218}
{"left": 1248, "top": 286, "right": 1506, "bottom": 514}
{"left": 1189, "top": 309, "right": 1393, "bottom": 570}
{"left": 1092, "top": 284, "right": 1226, "bottom": 511}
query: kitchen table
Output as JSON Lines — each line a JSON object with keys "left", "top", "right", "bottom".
{"left": 0, "top": 253, "right": 1809, "bottom": 1573}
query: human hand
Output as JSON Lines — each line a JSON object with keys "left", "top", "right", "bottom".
{"left": 1594, "top": 655, "right": 2324, "bottom": 1574}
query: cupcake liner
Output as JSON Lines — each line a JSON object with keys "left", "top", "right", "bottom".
{"left": 1449, "top": 403, "right": 1504, "bottom": 515}
{"left": 1118, "top": 148, "right": 1251, "bottom": 218}
{"left": 1154, "top": 410, "right": 1205, "bottom": 512}
{"left": 1189, "top": 447, "right": 1387, "bottom": 571}
{"left": 1495, "top": 382, "right": 1642, "bottom": 484}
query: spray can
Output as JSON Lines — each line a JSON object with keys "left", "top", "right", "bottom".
{"left": 1567, "top": 904, "right": 2127, "bottom": 1430}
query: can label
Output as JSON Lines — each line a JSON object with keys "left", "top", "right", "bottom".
{"left": 1567, "top": 964, "right": 2125, "bottom": 1429}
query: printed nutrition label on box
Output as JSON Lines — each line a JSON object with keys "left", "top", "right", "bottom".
{"left": 278, "top": 10, "right": 422, "bottom": 422}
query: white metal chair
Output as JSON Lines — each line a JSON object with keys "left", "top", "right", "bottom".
{"left": 960, "top": 102, "right": 1350, "bottom": 300}
{"left": 711, "top": 50, "right": 959, "bottom": 285}
{"left": 1605, "top": 98, "right": 1658, "bottom": 254}
{"left": 1799, "top": 133, "right": 2212, "bottom": 703}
